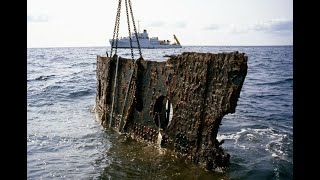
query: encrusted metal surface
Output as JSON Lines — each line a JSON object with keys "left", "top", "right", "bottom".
{"left": 95, "top": 51, "right": 248, "bottom": 170}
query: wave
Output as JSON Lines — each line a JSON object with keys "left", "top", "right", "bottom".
{"left": 255, "top": 78, "right": 292, "bottom": 86}
{"left": 68, "top": 89, "right": 94, "bottom": 98}
{"left": 71, "top": 62, "right": 94, "bottom": 67}
{"left": 33, "top": 75, "right": 56, "bottom": 81}
{"left": 34, "top": 54, "right": 45, "bottom": 60}
{"left": 217, "top": 127, "right": 292, "bottom": 160}
{"left": 42, "top": 85, "right": 62, "bottom": 92}
{"left": 50, "top": 56, "right": 68, "bottom": 61}
{"left": 261, "top": 57, "right": 272, "bottom": 60}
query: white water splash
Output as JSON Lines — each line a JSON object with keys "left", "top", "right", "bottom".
{"left": 218, "top": 127, "right": 291, "bottom": 158}
{"left": 157, "top": 131, "right": 162, "bottom": 148}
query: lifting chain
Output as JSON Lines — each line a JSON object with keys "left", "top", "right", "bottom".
{"left": 107, "top": 0, "right": 144, "bottom": 131}
{"left": 109, "top": 0, "right": 143, "bottom": 60}
{"left": 128, "top": 0, "right": 142, "bottom": 59}
{"left": 110, "top": 0, "right": 122, "bottom": 57}
{"left": 124, "top": 0, "right": 134, "bottom": 60}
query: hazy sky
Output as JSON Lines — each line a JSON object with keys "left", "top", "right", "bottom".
{"left": 27, "top": 0, "right": 293, "bottom": 48}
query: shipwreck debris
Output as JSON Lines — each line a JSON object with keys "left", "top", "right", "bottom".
{"left": 95, "top": 51, "right": 248, "bottom": 171}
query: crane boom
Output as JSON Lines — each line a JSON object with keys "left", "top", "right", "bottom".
{"left": 173, "top": 34, "right": 181, "bottom": 45}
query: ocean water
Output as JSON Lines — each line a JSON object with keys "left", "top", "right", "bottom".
{"left": 27, "top": 46, "right": 293, "bottom": 179}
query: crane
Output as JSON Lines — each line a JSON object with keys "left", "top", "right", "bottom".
{"left": 173, "top": 34, "right": 181, "bottom": 45}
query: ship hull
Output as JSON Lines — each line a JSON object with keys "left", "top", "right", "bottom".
{"left": 109, "top": 39, "right": 182, "bottom": 49}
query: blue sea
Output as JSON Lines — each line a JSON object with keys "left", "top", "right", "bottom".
{"left": 27, "top": 46, "right": 293, "bottom": 179}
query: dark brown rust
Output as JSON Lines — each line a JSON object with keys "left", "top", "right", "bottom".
{"left": 95, "top": 51, "right": 247, "bottom": 171}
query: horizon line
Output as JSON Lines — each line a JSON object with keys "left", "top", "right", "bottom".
{"left": 27, "top": 44, "right": 293, "bottom": 49}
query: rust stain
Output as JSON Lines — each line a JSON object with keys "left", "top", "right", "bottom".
{"left": 95, "top": 51, "right": 248, "bottom": 171}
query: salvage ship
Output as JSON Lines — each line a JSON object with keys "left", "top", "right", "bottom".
{"left": 109, "top": 29, "right": 182, "bottom": 49}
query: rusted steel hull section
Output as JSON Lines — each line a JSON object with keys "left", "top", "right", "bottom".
{"left": 95, "top": 52, "right": 247, "bottom": 170}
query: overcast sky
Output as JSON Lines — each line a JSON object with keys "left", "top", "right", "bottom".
{"left": 27, "top": 0, "right": 293, "bottom": 48}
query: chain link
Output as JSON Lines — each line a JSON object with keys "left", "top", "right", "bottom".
{"left": 110, "top": 0, "right": 143, "bottom": 59}
{"left": 110, "top": 0, "right": 122, "bottom": 57}
{"left": 128, "top": 0, "right": 142, "bottom": 59}
{"left": 125, "top": 0, "right": 134, "bottom": 60}
{"left": 107, "top": 0, "right": 144, "bottom": 130}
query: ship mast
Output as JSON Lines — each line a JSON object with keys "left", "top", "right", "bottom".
{"left": 138, "top": 20, "right": 140, "bottom": 33}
